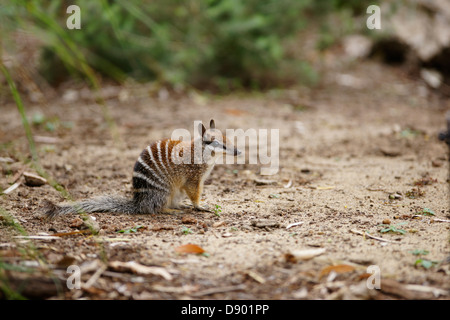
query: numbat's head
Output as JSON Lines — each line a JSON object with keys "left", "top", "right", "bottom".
{"left": 200, "top": 119, "right": 241, "bottom": 158}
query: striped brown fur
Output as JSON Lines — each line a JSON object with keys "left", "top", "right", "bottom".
{"left": 44, "top": 120, "right": 240, "bottom": 218}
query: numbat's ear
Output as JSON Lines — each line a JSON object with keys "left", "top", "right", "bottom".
{"left": 210, "top": 119, "right": 215, "bottom": 130}
{"left": 199, "top": 122, "right": 207, "bottom": 137}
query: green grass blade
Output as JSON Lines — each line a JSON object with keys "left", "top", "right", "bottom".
{"left": 0, "top": 62, "right": 39, "bottom": 163}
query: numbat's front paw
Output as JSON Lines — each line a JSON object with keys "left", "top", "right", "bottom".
{"left": 194, "top": 204, "right": 212, "bottom": 212}
{"left": 161, "top": 208, "right": 184, "bottom": 215}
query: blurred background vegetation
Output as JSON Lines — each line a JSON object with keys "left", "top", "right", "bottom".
{"left": 1, "top": 0, "right": 375, "bottom": 92}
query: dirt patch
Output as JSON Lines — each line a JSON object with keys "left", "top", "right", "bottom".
{"left": 1, "top": 60, "right": 449, "bottom": 300}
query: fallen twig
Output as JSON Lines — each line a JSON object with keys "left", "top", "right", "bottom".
{"left": 83, "top": 264, "right": 107, "bottom": 289}
{"left": 350, "top": 229, "right": 396, "bottom": 243}
{"left": 190, "top": 284, "right": 246, "bottom": 297}
{"left": 14, "top": 235, "right": 59, "bottom": 241}
{"left": 53, "top": 229, "right": 92, "bottom": 237}
{"left": 151, "top": 284, "right": 197, "bottom": 294}
{"left": 109, "top": 261, "right": 173, "bottom": 281}
{"left": 285, "top": 248, "right": 326, "bottom": 262}
{"left": 8, "top": 169, "right": 24, "bottom": 184}
{"left": 403, "top": 284, "right": 448, "bottom": 297}
{"left": 2, "top": 182, "right": 21, "bottom": 195}
{"left": 286, "top": 221, "right": 304, "bottom": 230}
{"left": 381, "top": 279, "right": 448, "bottom": 299}
{"left": 34, "top": 136, "right": 61, "bottom": 144}
{"left": 432, "top": 218, "right": 450, "bottom": 223}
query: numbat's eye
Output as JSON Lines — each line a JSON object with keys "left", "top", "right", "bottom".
{"left": 203, "top": 137, "right": 216, "bottom": 145}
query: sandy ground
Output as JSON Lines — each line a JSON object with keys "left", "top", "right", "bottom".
{"left": 0, "top": 57, "right": 449, "bottom": 300}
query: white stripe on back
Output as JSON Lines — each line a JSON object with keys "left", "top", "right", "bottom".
{"left": 137, "top": 156, "right": 167, "bottom": 189}
{"left": 157, "top": 140, "right": 171, "bottom": 181}
{"left": 147, "top": 144, "right": 167, "bottom": 183}
{"left": 165, "top": 140, "right": 171, "bottom": 168}
{"left": 133, "top": 171, "right": 168, "bottom": 192}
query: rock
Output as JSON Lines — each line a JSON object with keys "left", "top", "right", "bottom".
{"left": 23, "top": 172, "right": 47, "bottom": 187}
{"left": 70, "top": 217, "right": 84, "bottom": 228}
{"left": 389, "top": 193, "right": 402, "bottom": 200}
{"left": 62, "top": 89, "right": 79, "bottom": 102}
{"left": 251, "top": 219, "right": 280, "bottom": 228}
{"left": 378, "top": 147, "right": 401, "bottom": 157}
{"left": 372, "top": 0, "right": 450, "bottom": 94}
{"left": 82, "top": 216, "right": 100, "bottom": 234}
{"left": 343, "top": 35, "right": 373, "bottom": 59}
{"left": 254, "top": 179, "right": 277, "bottom": 186}
{"left": 388, "top": 0, "right": 450, "bottom": 61}
{"left": 431, "top": 160, "right": 443, "bottom": 167}
{"left": 420, "top": 68, "right": 443, "bottom": 88}
{"left": 0, "top": 157, "right": 14, "bottom": 163}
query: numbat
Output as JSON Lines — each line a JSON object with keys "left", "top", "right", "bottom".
{"left": 45, "top": 120, "right": 241, "bottom": 218}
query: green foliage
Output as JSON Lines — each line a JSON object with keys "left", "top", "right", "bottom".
{"left": 181, "top": 226, "right": 192, "bottom": 235}
{"left": 417, "top": 208, "right": 435, "bottom": 216}
{"left": 410, "top": 249, "right": 435, "bottom": 269}
{"left": 213, "top": 204, "right": 222, "bottom": 217}
{"left": 414, "top": 259, "right": 438, "bottom": 270}
{"left": 0, "top": 62, "right": 38, "bottom": 163}
{"left": 310, "top": 0, "right": 374, "bottom": 52}
{"left": 3, "top": 0, "right": 317, "bottom": 90}
{"left": 410, "top": 249, "right": 429, "bottom": 256}
{"left": 378, "top": 222, "right": 407, "bottom": 235}
{"left": 310, "top": 0, "right": 373, "bottom": 15}
{"left": 2, "top": 0, "right": 371, "bottom": 90}
{"left": 31, "top": 112, "right": 73, "bottom": 133}
{"left": 116, "top": 225, "right": 144, "bottom": 234}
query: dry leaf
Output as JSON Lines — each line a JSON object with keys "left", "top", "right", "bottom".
{"left": 70, "top": 217, "right": 84, "bottom": 228}
{"left": 358, "top": 273, "right": 372, "bottom": 280}
{"left": 150, "top": 224, "right": 174, "bottom": 231}
{"left": 175, "top": 243, "right": 205, "bottom": 254}
{"left": 181, "top": 216, "right": 198, "bottom": 224}
{"left": 245, "top": 270, "right": 266, "bottom": 284}
{"left": 213, "top": 221, "right": 226, "bottom": 228}
{"left": 56, "top": 255, "right": 77, "bottom": 268}
{"left": 284, "top": 179, "right": 293, "bottom": 188}
{"left": 319, "top": 264, "right": 355, "bottom": 279}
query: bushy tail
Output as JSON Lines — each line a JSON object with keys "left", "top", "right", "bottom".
{"left": 43, "top": 196, "right": 137, "bottom": 219}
